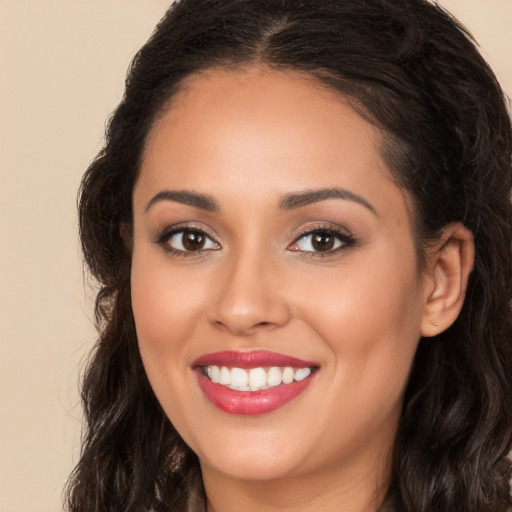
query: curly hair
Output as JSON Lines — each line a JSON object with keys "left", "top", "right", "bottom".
{"left": 66, "top": 1, "right": 512, "bottom": 510}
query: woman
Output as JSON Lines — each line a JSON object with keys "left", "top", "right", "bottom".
{"left": 67, "top": 0, "right": 512, "bottom": 510}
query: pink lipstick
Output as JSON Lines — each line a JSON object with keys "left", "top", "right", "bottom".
{"left": 193, "top": 350, "right": 318, "bottom": 415}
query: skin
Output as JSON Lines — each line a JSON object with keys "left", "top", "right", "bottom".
{"left": 131, "top": 67, "right": 474, "bottom": 512}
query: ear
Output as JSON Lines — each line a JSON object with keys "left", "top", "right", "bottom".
{"left": 421, "top": 222, "right": 475, "bottom": 337}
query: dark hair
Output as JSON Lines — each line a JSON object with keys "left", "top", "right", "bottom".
{"left": 67, "top": 1, "right": 512, "bottom": 510}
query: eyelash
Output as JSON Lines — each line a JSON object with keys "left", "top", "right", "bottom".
{"left": 154, "top": 223, "right": 355, "bottom": 258}
{"left": 288, "top": 225, "right": 356, "bottom": 258}
{"left": 154, "top": 224, "right": 220, "bottom": 257}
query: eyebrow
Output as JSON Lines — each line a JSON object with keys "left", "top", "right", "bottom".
{"left": 279, "top": 187, "right": 377, "bottom": 215}
{"left": 145, "top": 190, "right": 219, "bottom": 212}
{"left": 145, "top": 187, "right": 376, "bottom": 215}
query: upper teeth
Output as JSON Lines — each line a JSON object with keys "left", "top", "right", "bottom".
{"left": 204, "top": 365, "right": 312, "bottom": 391}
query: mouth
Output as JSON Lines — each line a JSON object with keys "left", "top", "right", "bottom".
{"left": 193, "top": 350, "right": 319, "bottom": 415}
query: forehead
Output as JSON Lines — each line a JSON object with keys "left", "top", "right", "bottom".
{"left": 136, "top": 66, "right": 404, "bottom": 219}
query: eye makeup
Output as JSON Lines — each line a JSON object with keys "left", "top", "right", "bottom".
{"left": 153, "top": 222, "right": 221, "bottom": 257}
{"left": 153, "top": 220, "right": 356, "bottom": 259}
{"left": 288, "top": 223, "right": 356, "bottom": 258}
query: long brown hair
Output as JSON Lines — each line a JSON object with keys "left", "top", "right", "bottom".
{"left": 67, "top": 1, "right": 512, "bottom": 510}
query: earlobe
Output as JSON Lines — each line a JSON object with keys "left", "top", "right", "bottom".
{"left": 420, "top": 223, "right": 475, "bottom": 338}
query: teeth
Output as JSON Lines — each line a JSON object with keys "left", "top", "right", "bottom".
{"left": 209, "top": 365, "right": 220, "bottom": 383}
{"left": 249, "top": 367, "right": 267, "bottom": 388}
{"left": 282, "top": 367, "right": 294, "bottom": 384}
{"left": 219, "top": 366, "right": 231, "bottom": 385}
{"left": 230, "top": 367, "right": 248, "bottom": 388}
{"left": 294, "top": 367, "right": 311, "bottom": 382}
{"left": 203, "top": 365, "right": 312, "bottom": 391}
{"left": 267, "top": 367, "right": 282, "bottom": 387}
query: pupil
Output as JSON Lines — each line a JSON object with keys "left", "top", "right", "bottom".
{"left": 312, "top": 233, "right": 334, "bottom": 251}
{"left": 183, "top": 231, "right": 205, "bottom": 251}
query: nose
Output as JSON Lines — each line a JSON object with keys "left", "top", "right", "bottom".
{"left": 207, "top": 250, "right": 291, "bottom": 336}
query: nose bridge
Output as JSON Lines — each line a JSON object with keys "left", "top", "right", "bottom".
{"left": 208, "top": 242, "right": 290, "bottom": 335}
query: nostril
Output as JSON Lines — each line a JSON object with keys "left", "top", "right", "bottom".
{"left": 207, "top": 291, "right": 291, "bottom": 335}
{"left": 211, "top": 319, "right": 277, "bottom": 335}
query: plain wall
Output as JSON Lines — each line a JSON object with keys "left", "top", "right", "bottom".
{"left": 0, "top": 1, "right": 510, "bottom": 511}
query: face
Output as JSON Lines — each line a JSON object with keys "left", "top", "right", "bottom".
{"left": 131, "top": 67, "right": 428, "bottom": 487}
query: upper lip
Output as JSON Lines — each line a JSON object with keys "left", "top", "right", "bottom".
{"left": 192, "top": 350, "right": 318, "bottom": 369}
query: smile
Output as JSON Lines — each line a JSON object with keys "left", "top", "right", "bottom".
{"left": 193, "top": 351, "right": 318, "bottom": 415}
{"left": 202, "top": 365, "right": 313, "bottom": 391}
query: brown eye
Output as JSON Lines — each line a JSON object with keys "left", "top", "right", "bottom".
{"left": 182, "top": 231, "right": 206, "bottom": 251}
{"left": 289, "top": 228, "right": 352, "bottom": 255}
{"left": 311, "top": 233, "right": 335, "bottom": 252}
{"left": 165, "top": 229, "right": 219, "bottom": 253}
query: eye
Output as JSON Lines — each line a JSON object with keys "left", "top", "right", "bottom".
{"left": 159, "top": 228, "right": 220, "bottom": 254}
{"left": 288, "top": 228, "right": 354, "bottom": 255}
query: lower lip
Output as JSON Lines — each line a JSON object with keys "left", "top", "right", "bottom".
{"left": 196, "top": 369, "right": 315, "bottom": 415}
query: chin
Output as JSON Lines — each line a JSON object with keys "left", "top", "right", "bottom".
{"left": 198, "top": 447, "right": 302, "bottom": 481}
{"left": 183, "top": 420, "right": 311, "bottom": 481}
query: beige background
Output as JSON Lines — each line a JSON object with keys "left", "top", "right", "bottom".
{"left": 0, "top": 1, "right": 510, "bottom": 511}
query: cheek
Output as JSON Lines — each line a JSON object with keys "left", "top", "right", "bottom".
{"left": 131, "top": 253, "right": 202, "bottom": 347}
{"left": 295, "top": 248, "right": 423, "bottom": 398}
{"left": 298, "top": 267, "right": 422, "bottom": 455}
{"left": 301, "top": 255, "right": 421, "bottom": 335}
{"left": 130, "top": 248, "right": 204, "bottom": 397}
{"left": 130, "top": 254, "right": 207, "bottom": 437}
